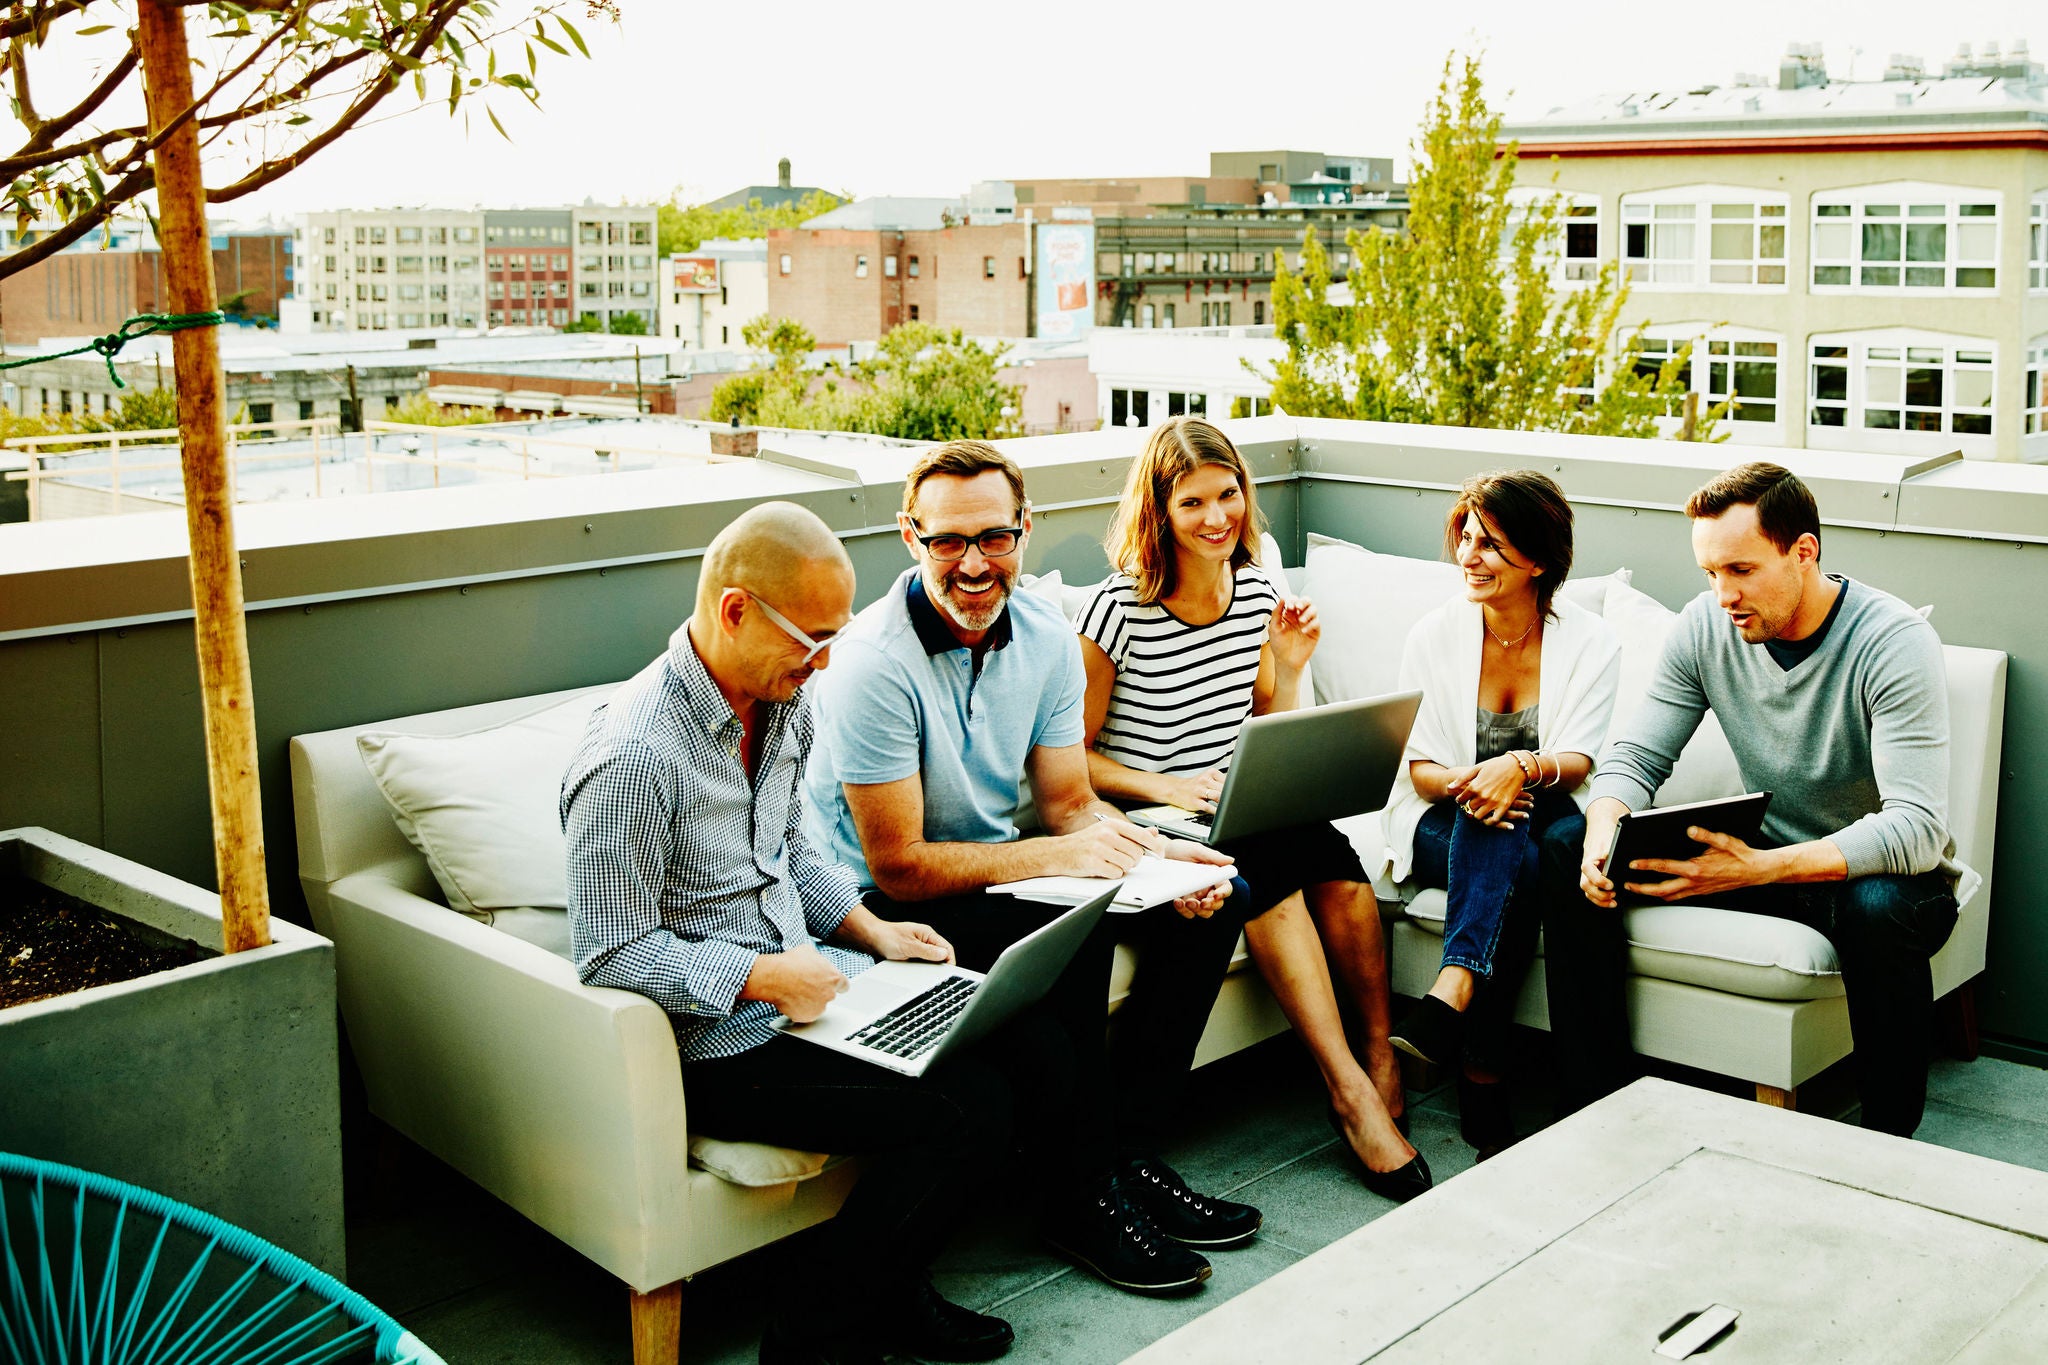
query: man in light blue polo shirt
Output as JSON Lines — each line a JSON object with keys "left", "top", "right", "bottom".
{"left": 806, "top": 440, "right": 1262, "bottom": 1300}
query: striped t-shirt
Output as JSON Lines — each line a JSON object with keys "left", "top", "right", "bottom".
{"left": 1077, "top": 565, "right": 1279, "bottom": 776}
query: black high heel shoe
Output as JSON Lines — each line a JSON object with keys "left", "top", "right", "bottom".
{"left": 1458, "top": 1072, "right": 1516, "bottom": 1162}
{"left": 1324, "top": 1107, "right": 1433, "bottom": 1203}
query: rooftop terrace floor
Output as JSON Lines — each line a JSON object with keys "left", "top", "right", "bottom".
{"left": 343, "top": 1034, "right": 2048, "bottom": 1365}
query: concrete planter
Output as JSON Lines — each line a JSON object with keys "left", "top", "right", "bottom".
{"left": 0, "top": 826, "right": 344, "bottom": 1275}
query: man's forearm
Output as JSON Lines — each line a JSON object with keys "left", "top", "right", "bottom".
{"left": 869, "top": 836, "right": 1069, "bottom": 901}
{"left": 1758, "top": 838, "right": 1849, "bottom": 886}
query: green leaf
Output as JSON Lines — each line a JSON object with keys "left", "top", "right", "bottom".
{"left": 555, "top": 15, "right": 590, "bottom": 57}
{"left": 448, "top": 70, "right": 462, "bottom": 114}
{"left": 76, "top": 24, "right": 113, "bottom": 36}
{"left": 286, "top": 113, "right": 312, "bottom": 125}
{"left": 486, "top": 105, "right": 509, "bottom": 141}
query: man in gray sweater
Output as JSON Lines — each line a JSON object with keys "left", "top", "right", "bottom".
{"left": 1540, "top": 462, "right": 1962, "bottom": 1137}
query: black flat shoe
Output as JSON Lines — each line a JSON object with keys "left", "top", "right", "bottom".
{"left": 1389, "top": 994, "right": 1466, "bottom": 1068}
{"left": 1324, "top": 1108, "right": 1434, "bottom": 1203}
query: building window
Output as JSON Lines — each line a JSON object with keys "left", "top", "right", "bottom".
{"left": 552, "top": 254, "right": 568, "bottom": 272}
{"left": 1812, "top": 187, "right": 2000, "bottom": 291}
{"left": 885, "top": 255, "right": 898, "bottom": 278}
{"left": 606, "top": 255, "right": 625, "bottom": 273}
{"left": 369, "top": 226, "right": 387, "bottom": 244}
{"left": 578, "top": 255, "right": 601, "bottom": 273}
{"left": 908, "top": 255, "right": 921, "bottom": 278}
{"left": 509, "top": 281, "right": 526, "bottom": 299}
{"left": 1159, "top": 253, "right": 1176, "bottom": 274}
{"left": 1253, "top": 300, "right": 1265, "bottom": 325}
{"left": 1163, "top": 303, "right": 1176, "bottom": 328}
{"left": 1809, "top": 334, "right": 1996, "bottom": 438}
{"left": 630, "top": 223, "right": 651, "bottom": 245}
{"left": 908, "top": 304, "right": 920, "bottom": 321}
{"left": 454, "top": 226, "right": 477, "bottom": 243}
{"left": 983, "top": 256, "right": 995, "bottom": 279}
{"left": 629, "top": 254, "right": 652, "bottom": 271}
{"left": 1141, "top": 304, "right": 1155, "bottom": 328}
{"left": 579, "top": 224, "right": 601, "bottom": 244}
{"left": 485, "top": 226, "right": 504, "bottom": 242}
{"left": 248, "top": 402, "right": 272, "bottom": 425}
{"left": 487, "top": 281, "right": 504, "bottom": 299}
{"left": 299, "top": 400, "right": 315, "bottom": 421}
{"left": 2026, "top": 339, "right": 2048, "bottom": 434}
{"left": 856, "top": 255, "right": 869, "bottom": 278}
{"left": 1636, "top": 331, "right": 1781, "bottom": 423}
{"left": 396, "top": 226, "right": 421, "bottom": 244}
{"left": 1120, "top": 254, "right": 1135, "bottom": 277}
{"left": 453, "top": 255, "right": 476, "bottom": 272}
{"left": 396, "top": 255, "right": 423, "bottom": 274}
{"left": 505, "top": 254, "right": 524, "bottom": 270}
{"left": 400, "top": 312, "right": 423, "bottom": 328}
{"left": 428, "top": 227, "right": 447, "bottom": 244}
{"left": 607, "top": 281, "right": 624, "bottom": 297}
{"left": 370, "top": 283, "right": 388, "bottom": 301}
{"left": 1619, "top": 191, "right": 1787, "bottom": 288}
{"left": 398, "top": 284, "right": 423, "bottom": 302}
{"left": 2032, "top": 196, "right": 2048, "bottom": 291}
{"left": 1019, "top": 256, "right": 1028, "bottom": 279}
{"left": 779, "top": 254, "right": 792, "bottom": 275}
{"left": 323, "top": 227, "right": 336, "bottom": 245}
{"left": 1136, "top": 252, "right": 1154, "bottom": 274}
{"left": 1505, "top": 191, "right": 1602, "bottom": 283}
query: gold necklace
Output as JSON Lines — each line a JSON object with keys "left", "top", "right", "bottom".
{"left": 1485, "top": 613, "right": 1539, "bottom": 649}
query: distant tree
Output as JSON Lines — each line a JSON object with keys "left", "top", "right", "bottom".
{"left": 707, "top": 318, "right": 1022, "bottom": 441}
{"left": 656, "top": 190, "right": 848, "bottom": 257}
{"left": 0, "top": 2, "right": 615, "bottom": 280}
{"left": 386, "top": 392, "right": 498, "bottom": 426}
{"left": 561, "top": 314, "right": 605, "bottom": 333}
{"left": 1265, "top": 54, "right": 1710, "bottom": 440}
{"left": 606, "top": 311, "right": 648, "bottom": 335}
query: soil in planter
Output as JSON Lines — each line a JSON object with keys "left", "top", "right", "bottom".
{"left": 1, "top": 876, "right": 203, "bottom": 1009}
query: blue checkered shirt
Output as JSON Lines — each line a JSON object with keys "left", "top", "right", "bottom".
{"left": 560, "top": 624, "right": 870, "bottom": 1061}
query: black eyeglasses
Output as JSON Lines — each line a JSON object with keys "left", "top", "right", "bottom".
{"left": 909, "top": 522, "right": 1023, "bottom": 562}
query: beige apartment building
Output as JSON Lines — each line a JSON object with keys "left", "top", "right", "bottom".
{"left": 1503, "top": 44, "right": 2048, "bottom": 462}
{"left": 292, "top": 208, "right": 487, "bottom": 332}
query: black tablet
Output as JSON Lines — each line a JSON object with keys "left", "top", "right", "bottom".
{"left": 1603, "top": 793, "right": 1774, "bottom": 894}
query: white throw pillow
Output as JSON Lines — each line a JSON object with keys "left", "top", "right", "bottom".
{"left": 688, "top": 1136, "right": 846, "bottom": 1187}
{"left": 1302, "top": 534, "right": 1461, "bottom": 703}
{"left": 1555, "top": 567, "right": 1633, "bottom": 616}
{"left": 356, "top": 692, "right": 607, "bottom": 915}
{"left": 1600, "top": 581, "right": 1743, "bottom": 808}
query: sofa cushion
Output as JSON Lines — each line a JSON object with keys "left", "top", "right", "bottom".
{"left": 487, "top": 906, "right": 573, "bottom": 959}
{"left": 1401, "top": 886, "right": 1843, "bottom": 1001}
{"left": 1303, "top": 533, "right": 1461, "bottom": 704}
{"left": 1601, "top": 580, "right": 1744, "bottom": 808}
{"left": 1555, "top": 567, "right": 1634, "bottom": 615}
{"left": 356, "top": 691, "right": 605, "bottom": 915}
{"left": 687, "top": 1136, "right": 847, "bottom": 1187}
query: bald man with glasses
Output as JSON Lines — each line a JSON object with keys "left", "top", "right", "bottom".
{"left": 562, "top": 502, "right": 1020, "bottom": 1365}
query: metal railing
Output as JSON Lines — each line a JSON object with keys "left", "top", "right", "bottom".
{"left": 3, "top": 418, "right": 343, "bottom": 520}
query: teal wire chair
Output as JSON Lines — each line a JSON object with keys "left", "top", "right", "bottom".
{"left": 0, "top": 1152, "right": 442, "bottom": 1365}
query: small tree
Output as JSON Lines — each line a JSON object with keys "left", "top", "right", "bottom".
{"left": 708, "top": 318, "right": 1022, "bottom": 441}
{"left": 1267, "top": 54, "right": 1708, "bottom": 439}
{"left": 386, "top": 392, "right": 498, "bottom": 425}
{"left": 605, "top": 311, "right": 648, "bottom": 335}
{"left": 657, "top": 189, "right": 847, "bottom": 257}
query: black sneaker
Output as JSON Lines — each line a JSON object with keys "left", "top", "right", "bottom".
{"left": 875, "top": 1277, "right": 1014, "bottom": 1363}
{"left": 1043, "top": 1172, "right": 1213, "bottom": 1296}
{"left": 1120, "top": 1156, "right": 1262, "bottom": 1250}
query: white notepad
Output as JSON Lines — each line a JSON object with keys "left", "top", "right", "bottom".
{"left": 988, "top": 855, "right": 1237, "bottom": 913}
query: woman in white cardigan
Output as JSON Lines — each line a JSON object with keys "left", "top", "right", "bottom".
{"left": 1382, "top": 470, "right": 1621, "bottom": 1155}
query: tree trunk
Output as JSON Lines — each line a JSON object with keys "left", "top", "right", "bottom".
{"left": 137, "top": 1, "right": 271, "bottom": 954}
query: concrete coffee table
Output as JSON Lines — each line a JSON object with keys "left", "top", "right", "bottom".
{"left": 1127, "top": 1078, "right": 2048, "bottom": 1363}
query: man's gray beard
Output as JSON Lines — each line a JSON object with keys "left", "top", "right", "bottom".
{"left": 926, "top": 563, "right": 1010, "bottom": 632}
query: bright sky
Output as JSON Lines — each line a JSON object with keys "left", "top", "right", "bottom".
{"left": 26, "top": 2, "right": 2048, "bottom": 222}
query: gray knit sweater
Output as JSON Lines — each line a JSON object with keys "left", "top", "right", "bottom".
{"left": 1589, "top": 578, "right": 1960, "bottom": 886}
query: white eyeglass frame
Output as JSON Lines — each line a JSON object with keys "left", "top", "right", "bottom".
{"left": 746, "top": 591, "right": 836, "bottom": 666}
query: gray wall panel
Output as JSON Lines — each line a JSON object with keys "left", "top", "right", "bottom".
{"left": 0, "top": 633, "right": 103, "bottom": 845}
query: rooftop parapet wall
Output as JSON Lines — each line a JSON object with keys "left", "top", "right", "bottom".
{"left": 1, "top": 419, "right": 2043, "bottom": 1048}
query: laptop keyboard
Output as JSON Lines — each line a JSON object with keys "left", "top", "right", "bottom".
{"left": 847, "top": 975, "right": 979, "bottom": 1060}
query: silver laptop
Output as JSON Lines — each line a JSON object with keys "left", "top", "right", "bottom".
{"left": 781, "top": 889, "right": 1112, "bottom": 1076}
{"left": 1127, "top": 690, "right": 1424, "bottom": 845}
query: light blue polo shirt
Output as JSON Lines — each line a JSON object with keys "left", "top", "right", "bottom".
{"left": 804, "top": 567, "right": 1087, "bottom": 888}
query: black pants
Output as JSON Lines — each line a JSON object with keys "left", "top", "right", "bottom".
{"left": 871, "top": 886, "right": 1254, "bottom": 1175}
{"left": 1537, "top": 813, "right": 1960, "bottom": 1136}
{"left": 683, "top": 1036, "right": 1013, "bottom": 1301}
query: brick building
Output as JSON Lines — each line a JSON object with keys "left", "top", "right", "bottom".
{"left": 766, "top": 200, "right": 1032, "bottom": 344}
{"left": 0, "top": 230, "right": 294, "bottom": 347}
{"left": 484, "top": 209, "right": 572, "bottom": 329}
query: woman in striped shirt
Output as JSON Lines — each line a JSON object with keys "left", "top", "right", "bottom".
{"left": 1077, "top": 417, "right": 1427, "bottom": 1201}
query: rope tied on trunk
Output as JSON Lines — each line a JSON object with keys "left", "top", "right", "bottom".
{"left": 0, "top": 310, "right": 226, "bottom": 387}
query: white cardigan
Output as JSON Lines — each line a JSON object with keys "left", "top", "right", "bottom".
{"left": 1381, "top": 596, "right": 1623, "bottom": 883}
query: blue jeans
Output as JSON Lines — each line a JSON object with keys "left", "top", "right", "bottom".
{"left": 1411, "top": 789, "right": 1580, "bottom": 1072}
